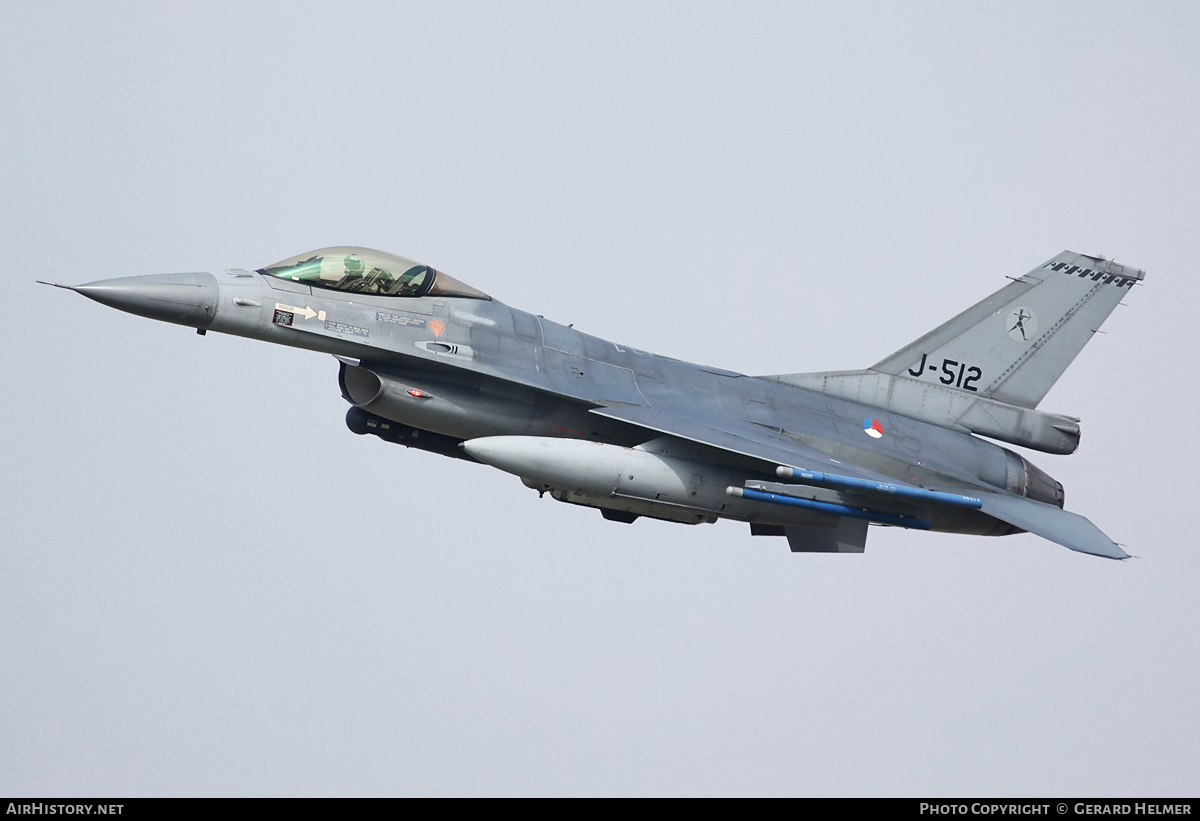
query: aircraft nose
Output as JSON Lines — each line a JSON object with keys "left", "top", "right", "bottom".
{"left": 72, "top": 272, "right": 219, "bottom": 328}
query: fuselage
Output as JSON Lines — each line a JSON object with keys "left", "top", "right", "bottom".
{"left": 83, "top": 258, "right": 1059, "bottom": 538}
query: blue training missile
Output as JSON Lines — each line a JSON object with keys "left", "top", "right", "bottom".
{"left": 727, "top": 486, "right": 932, "bottom": 530}
{"left": 774, "top": 466, "right": 983, "bottom": 509}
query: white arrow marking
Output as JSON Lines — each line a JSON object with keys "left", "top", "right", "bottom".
{"left": 275, "top": 302, "right": 317, "bottom": 320}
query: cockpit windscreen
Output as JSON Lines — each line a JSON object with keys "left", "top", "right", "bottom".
{"left": 258, "top": 247, "right": 490, "bottom": 300}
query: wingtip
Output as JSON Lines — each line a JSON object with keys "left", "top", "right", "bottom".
{"left": 1086, "top": 542, "right": 1131, "bottom": 561}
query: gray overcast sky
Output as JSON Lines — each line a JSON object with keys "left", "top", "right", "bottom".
{"left": 2, "top": 0, "right": 1197, "bottom": 797}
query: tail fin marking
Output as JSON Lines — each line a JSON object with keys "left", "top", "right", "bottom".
{"left": 768, "top": 251, "right": 1145, "bottom": 454}
{"left": 872, "top": 251, "right": 1144, "bottom": 409}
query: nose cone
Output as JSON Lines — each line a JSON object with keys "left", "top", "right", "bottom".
{"left": 74, "top": 272, "right": 219, "bottom": 328}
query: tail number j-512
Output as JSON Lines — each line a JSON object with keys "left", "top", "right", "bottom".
{"left": 907, "top": 354, "right": 981, "bottom": 392}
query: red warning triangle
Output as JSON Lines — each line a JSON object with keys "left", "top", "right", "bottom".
{"left": 428, "top": 320, "right": 446, "bottom": 337}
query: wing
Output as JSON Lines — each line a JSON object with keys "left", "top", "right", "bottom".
{"left": 590, "top": 402, "right": 894, "bottom": 482}
{"left": 590, "top": 402, "right": 1128, "bottom": 560}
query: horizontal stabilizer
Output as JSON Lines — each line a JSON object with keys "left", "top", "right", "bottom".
{"left": 977, "top": 493, "right": 1128, "bottom": 560}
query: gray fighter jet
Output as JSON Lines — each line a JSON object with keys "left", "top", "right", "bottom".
{"left": 42, "top": 248, "right": 1143, "bottom": 559}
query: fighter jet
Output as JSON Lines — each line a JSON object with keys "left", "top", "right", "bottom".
{"left": 42, "top": 247, "right": 1143, "bottom": 559}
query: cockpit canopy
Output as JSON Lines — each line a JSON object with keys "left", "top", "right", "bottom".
{"left": 258, "top": 247, "right": 490, "bottom": 300}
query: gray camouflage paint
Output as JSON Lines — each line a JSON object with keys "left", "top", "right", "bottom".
{"left": 45, "top": 248, "right": 1141, "bottom": 559}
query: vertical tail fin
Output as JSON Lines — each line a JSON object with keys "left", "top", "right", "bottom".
{"left": 872, "top": 251, "right": 1144, "bottom": 408}
{"left": 769, "top": 252, "right": 1145, "bottom": 454}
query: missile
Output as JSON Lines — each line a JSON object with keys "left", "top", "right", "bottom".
{"left": 774, "top": 466, "right": 983, "bottom": 509}
{"left": 728, "top": 486, "right": 932, "bottom": 530}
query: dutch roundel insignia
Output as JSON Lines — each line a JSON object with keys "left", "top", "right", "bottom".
{"left": 863, "top": 418, "right": 884, "bottom": 438}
